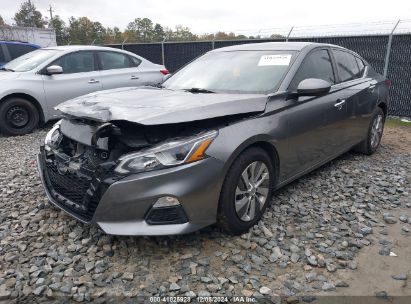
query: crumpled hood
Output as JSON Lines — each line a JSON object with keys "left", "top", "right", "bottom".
{"left": 0, "top": 71, "right": 23, "bottom": 81}
{"left": 56, "top": 87, "right": 268, "bottom": 125}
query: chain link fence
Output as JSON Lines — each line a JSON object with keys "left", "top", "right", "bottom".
{"left": 107, "top": 21, "right": 411, "bottom": 117}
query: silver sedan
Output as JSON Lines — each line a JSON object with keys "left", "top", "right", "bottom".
{"left": 0, "top": 45, "right": 168, "bottom": 135}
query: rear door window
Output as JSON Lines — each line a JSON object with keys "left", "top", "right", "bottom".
{"left": 7, "top": 44, "right": 37, "bottom": 60}
{"left": 333, "top": 50, "right": 361, "bottom": 82}
{"left": 52, "top": 51, "right": 96, "bottom": 74}
{"left": 289, "top": 49, "right": 335, "bottom": 90}
{"left": 98, "top": 51, "right": 134, "bottom": 70}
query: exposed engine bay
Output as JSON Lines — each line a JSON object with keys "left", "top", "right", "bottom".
{"left": 39, "top": 113, "right": 254, "bottom": 222}
{"left": 48, "top": 114, "right": 251, "bottom": 164}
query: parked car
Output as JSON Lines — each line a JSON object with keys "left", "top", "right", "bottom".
{"left": 0, "top": 40, "right": 40, "bottom": 67}
{"left": 37, "top": 42, "right": 389, "bottom": 236}
{"left": 0, "top": 45, "right": 168, "bottom": 135}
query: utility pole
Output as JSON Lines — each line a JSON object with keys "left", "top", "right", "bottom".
{"left": 47, "top": 5, "right": 54, "bottom": 27}
{"left": 27, "top": 0, "right": 34, "bottom": 28}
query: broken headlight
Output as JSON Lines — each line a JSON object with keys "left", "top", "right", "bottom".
{"left": 44, "top": 120, "right": 63, "bottom": 151}
{"left": 114, "top": 130, "right": 218, "bottom": 174}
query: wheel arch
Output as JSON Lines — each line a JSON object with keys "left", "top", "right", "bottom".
{"left": 0, "top": 93, "right": 45, "bottom": 124}
{"left": 377, "top": 101, "right": 387, "bottom": 119}
{"left": 221, "top": 135, "right": 281, "bottom": 187}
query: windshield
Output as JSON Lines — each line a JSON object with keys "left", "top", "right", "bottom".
{"left": 163, "top": 50, "right": 296, "bottom": 94}
{"left": 4, "top": 49, "right": 60, "bottom": 72}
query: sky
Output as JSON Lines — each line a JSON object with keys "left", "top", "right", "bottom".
{"left": 1, "top": 0, "right": 411, "bottom": 35}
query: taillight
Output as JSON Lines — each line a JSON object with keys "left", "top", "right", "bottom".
{"left": 160, "top": 69, "right": 170, "bottom": 75}
{"left": 385, "top": 79, "right": 392, "bottom": 87}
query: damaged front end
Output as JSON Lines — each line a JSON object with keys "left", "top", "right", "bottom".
{"left": 37, "top": 117, "right": 224, "bottom": 225}
{"left": 37, "top": 119, "right": 126, "bottom": 222}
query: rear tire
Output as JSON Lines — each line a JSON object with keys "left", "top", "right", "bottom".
{"left": 218, "top": 147, "right": 275, "bottom": 235}
{"left": 355, "top": 107, "right": 385, "bottom": 155}
{"left": 0, "top": 97, "right": 39, "bottom": 135}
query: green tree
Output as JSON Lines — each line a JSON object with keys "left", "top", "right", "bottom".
{"left": 170, "top": 25, "right": 197, "bottom": 41}
{"left": 49, "top": 15, "right": 67, "bottom": 45}
{"left": 126, "top": 18, "right": 154, "bottom": 42}
{"left": 153, "top": 23, "right": 165, "bottom": 41}
{"left": 67, "top": 17, "right": 106, "bottom": 44}
{"left": 198, "top": 32, "right": 250, "bottom": 41}
{"left": 92, "top": 21, "right": 106, "bottom": 44}
{"left": 270, "top": 33, "right": 284, "bottom": 39}
{"left": 104, "top": 27, "right": 123, "bottom": 44}
{"left": 0, "top": 15, "right": 6, "bottom": 26}
{"left": 126, "top": 18, "right": 141, "bottom": 41}
{"left": 139, "top": 18, "right": 154, "bottom": 42}
{"left": 198, "top": 33, "right": 214, "bottom": 41}
{"left": 14, "top": 1, "right": 47, "bottom": 28}
{"left": 214, "top": 31, "right": 238, "bottom": 40}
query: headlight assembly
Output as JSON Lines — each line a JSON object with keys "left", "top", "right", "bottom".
{"left": 44, "top": 120, "right": 62, "bottom": 151}
{"left": 115, "top": 130, "right": 218, "bottom": 174}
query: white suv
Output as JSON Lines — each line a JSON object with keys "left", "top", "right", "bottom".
{"left": 0, "top": 45, "right": 168, "bottom": 135}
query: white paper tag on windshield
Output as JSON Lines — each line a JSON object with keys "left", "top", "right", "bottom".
{"left": 258, "top": 54, "right": 292, "bottom": 66}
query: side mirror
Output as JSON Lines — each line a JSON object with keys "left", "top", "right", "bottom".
{"left": 46, "top": 65, "right": 63, "bottom": 75}
{"left": 297, "top": 78, "right": 331, "bottom": 96}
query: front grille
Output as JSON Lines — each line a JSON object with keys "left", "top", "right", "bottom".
{"left": 46, "top": 161, "right": 92, "bottom": 206}
{"left": 145, "top": 206, "right": 188, "bottom": 225}
{"left": 41, "top": 149, "right": 113, "bottom": 222}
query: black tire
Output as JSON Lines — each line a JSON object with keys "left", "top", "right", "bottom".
{"left": 0, "top": 97, "right": 39, "bottom": 135}
{"left": 218, "top": 147, "right": 275, "bottom": 235}
{"left": 355, "top": 107, "right": 385, "bottom": 155}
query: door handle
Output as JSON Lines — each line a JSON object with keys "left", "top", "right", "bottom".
{"left": 334, "top": 99, "right": 346, "bottom": 110}
{"left": 130, "top": 75, "right": 139, "bottom": 80}
{"left": 368, "top": 84, "right": 376, "bottom": 91}
{"left": 88, "top": 79, "right": 99, "bottom": 84}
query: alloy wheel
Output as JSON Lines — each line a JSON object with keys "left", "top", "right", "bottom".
{"left": 370, "top": 114, "right": 383, "bottom": 149}
{"left": 235, "top": 161, "right": 270, "bottom": 222}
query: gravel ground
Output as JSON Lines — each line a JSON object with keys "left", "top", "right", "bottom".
{"left": 0, "top": 123, "right": 410, "bottom": 302}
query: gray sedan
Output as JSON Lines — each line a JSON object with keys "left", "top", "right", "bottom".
{"left": 0, "top": 45, "right": 168, "bottom": 135}
{"left": 37, "top": 42, "right": 389, "bottom": 235}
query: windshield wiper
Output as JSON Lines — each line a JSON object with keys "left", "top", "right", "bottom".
{"left": 0, "top": 67, "right": 15, "bottom": 72}
{"left": 183, "top": 87, "right": 215, "bottom": 93}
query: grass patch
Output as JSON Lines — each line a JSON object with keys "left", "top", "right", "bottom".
{"left": 385, "top": 118, "right": 411, "bottom": 128}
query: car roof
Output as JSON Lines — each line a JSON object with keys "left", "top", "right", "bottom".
{"left": 0, "top": 40, "right": 40, "bottom": 48}
{"left": 212, "top": 41, "right": 336, "bottom": 52}
{"left": 42, "top": 45, "right": 130, "bottom": 52}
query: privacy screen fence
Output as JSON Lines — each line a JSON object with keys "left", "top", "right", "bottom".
{"left": 108, "top": 34, "right": 411, "bottom": 117}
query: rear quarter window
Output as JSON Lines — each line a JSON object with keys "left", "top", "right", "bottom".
{"left": 7, "top": 44, "right": 37, "bottom": 60}
{"left": 130, "top": 56, "right": 142, "bottom": 67}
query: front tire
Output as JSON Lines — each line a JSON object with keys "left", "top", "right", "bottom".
{"left": 0, "top": 97, "right": 39, "bottom": 135}
{"left": 355, "top": 107, "right": 385, "bottom": 155}
{"left": 218, "top": 147, "right": 275, "bottom": 235}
